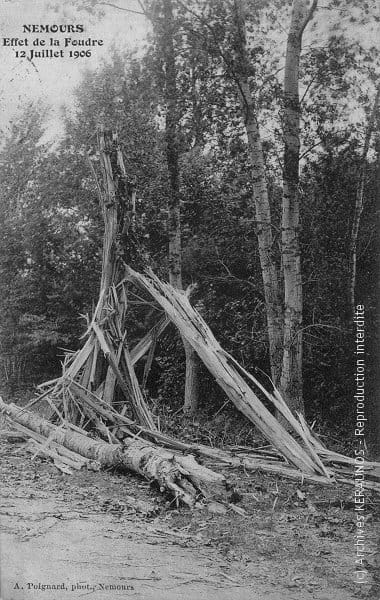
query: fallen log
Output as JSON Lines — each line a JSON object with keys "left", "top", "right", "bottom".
{"left": 0, "top": 397, "right": 227, "bottom": 506}
{"left": 24, "top": 440, "right": 85, "bottom": 473}
{"left": 121, "top": 437, "right": 226, "bottom": 504}
{"left": 56, "top": 380, "right": 380, "bottom": 491}
{"left": 13, "top": 422, "right": 89, "bottom": 466}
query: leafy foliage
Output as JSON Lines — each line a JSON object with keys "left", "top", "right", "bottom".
{"left": 0, "top": 1, "right": 379, "bottom": 448}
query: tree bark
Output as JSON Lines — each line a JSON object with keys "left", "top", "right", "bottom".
{"left": 233, "top": 0, "right": 317, "bottom": 414}
{"left": 233, "top": 0, "right": 283, "bottom": 388}
{"left": 370, "top": 134, "right": 380, "bottom": 457}
{"left": 0, "top": 398, "right": 226, "bottom": 506}
{"left": 280, "top": 0, "right": 317, "bottom": 414}
{"left": 348, "top": 85, "right": 380, "bottom": 314}
{"left": 161, "top": 0, "right": 199, "bottom": 414}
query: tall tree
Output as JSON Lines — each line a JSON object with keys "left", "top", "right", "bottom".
{"left": 348, "top": 84, "right": 380, "bottom": 314}
{"left": 231, "top": 0, "right": 317, "bottom": 412}
{"left": 280, "top": 0, "right": 317, "bottom": 411}
{"left": 151, "top": 0, "right": 200, "bottom": 413}
{"left": 232, "top": 0, "right": 283, "bottom": 390}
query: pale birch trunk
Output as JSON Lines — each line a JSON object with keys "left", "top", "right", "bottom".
{"left": 233, "top": 0, "right": 283, "bottom": 387}
{"left": 279, "top": 0, "right": 317, "bottom": 414}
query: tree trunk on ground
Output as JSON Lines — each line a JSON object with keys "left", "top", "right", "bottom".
{"left": 0, "top": 398, "right": 226, "bottom": 506}
{"left": 233, "top": 0, "right": 283, "bottom": 388}
{"left": 280, "top": 0, "right": 317, "bottom": 414}
{"left": 162, "top": 0, "right": 199, "bottom": 414}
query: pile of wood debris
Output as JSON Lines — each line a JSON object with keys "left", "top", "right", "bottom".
{"left": 2, "top": 128, "right": 379, "bottom": 507}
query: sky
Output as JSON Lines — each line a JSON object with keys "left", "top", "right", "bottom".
{"left": 0, "top": 0, "right": 379, "bottom": 142}
{"left": 0, "top": 0, "right": 150, "bottom": 137}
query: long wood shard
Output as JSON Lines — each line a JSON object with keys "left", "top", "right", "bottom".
{"left": 124, "top": 267, "right": 328, "bottom": 477}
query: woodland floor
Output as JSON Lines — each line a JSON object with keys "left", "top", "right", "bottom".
{"left": 1, "top": 420, "right": 380, "bottom": 600}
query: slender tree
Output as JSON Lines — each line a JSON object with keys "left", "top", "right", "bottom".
{"left": 232, "top": 0, "right": 283, "bottom": 389}
{"left": 348, "top": 84, "right": 380, "bottom": 314}
{"left": 231, "top": 0, "right": 317, "bottom": 413}
{"left": 280, "top": 0, "right": 317, "bottom": 412}
{"left": 155, "top": 0, "right": 200, "bottom": 413}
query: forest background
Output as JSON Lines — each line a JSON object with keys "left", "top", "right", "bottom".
{"left": 0, "top": 0, "right": 379, "bottom": 454}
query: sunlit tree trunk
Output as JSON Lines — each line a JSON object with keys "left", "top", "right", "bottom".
{"left": 233, "top": 0, "right": 317, "bottom": 413}
{"left": 233, "top": 0, "right": 283, "bottom": 388}
{"left": 280, "top": 0, "right": 317, "bottom": 413}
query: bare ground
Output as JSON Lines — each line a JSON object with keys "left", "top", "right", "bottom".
{"left": 1, "top": 435, "right": 379, "bottom": 600}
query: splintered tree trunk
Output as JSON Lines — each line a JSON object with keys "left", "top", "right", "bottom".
{"left": 233, "top": 0, "right": 283, "bottom": 387}
{"left": 124, "top": 267, "right": 329, "bottom": 476}
{"left": 65, "top": 128, "right": 156, "bottom": 430}
{"left": 0, "top": 398, "right": 226, "bottom": 506}
{"left": 162, "top": 0, "right": 199, "bottom": 414}
{"left": 280, "top": 0, "right": 317, "bottom": 414}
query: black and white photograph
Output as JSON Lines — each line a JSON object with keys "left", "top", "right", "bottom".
{"left": 0, "top": 1, "right": 379, "bottom": 599}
